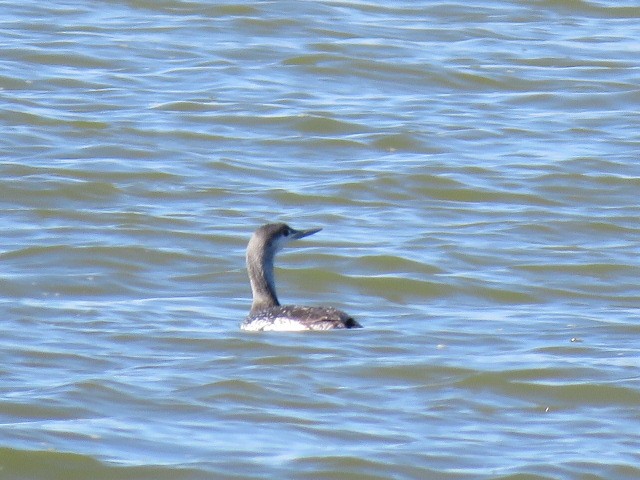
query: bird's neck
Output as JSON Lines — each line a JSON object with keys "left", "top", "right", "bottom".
{"left": 247, "top": 249, "right": 280, "bottom": 314}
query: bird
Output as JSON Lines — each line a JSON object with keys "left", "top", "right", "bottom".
{"left": 241, "top": 223, "right": 362, "bottom": 331}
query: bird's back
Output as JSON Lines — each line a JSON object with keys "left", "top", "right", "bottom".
{"left": 241, "top": 305, "right": 362, "bottom": 332}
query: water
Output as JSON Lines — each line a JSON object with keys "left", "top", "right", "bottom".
{"left": 1, "top": 0, "right": 640, "bottom": 478}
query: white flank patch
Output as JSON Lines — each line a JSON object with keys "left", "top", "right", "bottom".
{"left": 241, "top": 316, "right": 311, "bottom": 332}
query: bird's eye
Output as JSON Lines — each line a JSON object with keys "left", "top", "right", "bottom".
{"left": 283, "top": 229, "right": 290, "bottom": 236}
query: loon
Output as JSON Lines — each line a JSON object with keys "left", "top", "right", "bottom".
{"left": 241, "top": 223, "right": 362, "bottom": 331}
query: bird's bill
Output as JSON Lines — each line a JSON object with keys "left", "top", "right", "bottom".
{"left": 291, "top": 227, "right": 322, "bottom": 240}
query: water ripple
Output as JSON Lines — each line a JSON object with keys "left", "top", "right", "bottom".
{"left": 2, "top": 0, "right": 640, "bottom": 478}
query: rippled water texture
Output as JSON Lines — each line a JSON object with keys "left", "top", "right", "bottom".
{"left": 1, "top": 0, "right": 640, "bottom": 479}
